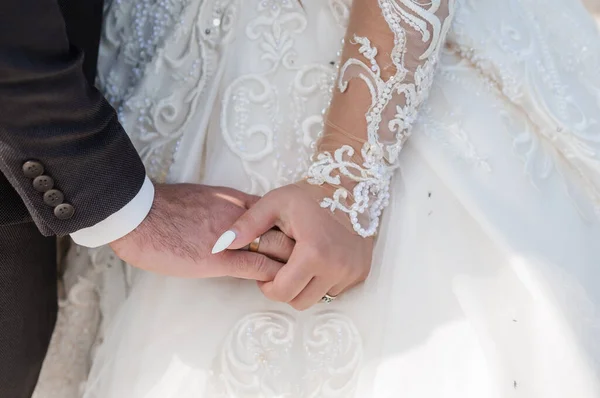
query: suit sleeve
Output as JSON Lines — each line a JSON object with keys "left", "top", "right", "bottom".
{"left": 0, "top": 0, "right": 149, "bottom": 238}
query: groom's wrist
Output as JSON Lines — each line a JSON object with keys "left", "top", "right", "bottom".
{"left": 70, "top": 176, "right": 155, "bottom": 248}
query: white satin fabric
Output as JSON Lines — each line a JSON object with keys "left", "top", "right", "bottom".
{"left": 35, "top": 0, "right": 600, "bottom": 397}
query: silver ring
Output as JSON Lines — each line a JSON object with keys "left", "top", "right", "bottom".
{"left": 321, "top": 293, "right": 336, "bottom": 304}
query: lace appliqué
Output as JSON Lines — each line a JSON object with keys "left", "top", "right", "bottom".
{"left": 206, "top": 311, "right": 363, "bottom": 398}
{"left": 98, "top": 0, "right": 238, "bottom": 183}
{"left": 307, "top": 0, "right": 455, "bottom": 237}
{"left": 220, "top": 0, "right": 349, "bottom": 194}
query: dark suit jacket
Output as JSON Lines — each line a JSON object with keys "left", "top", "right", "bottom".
{"left": 0, "top": 0, "right": 146, "bottom": 235}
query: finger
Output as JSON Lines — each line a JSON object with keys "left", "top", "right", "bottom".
{"left": 259, "top": 262, "right": 313, "bottom": 303}
{"left": 220, "top": 250, "right": 284, "bottom": 281}
{"left": 328, "top": 283, "right": 347, "bottom": 297}
{"left": 253, "top": 229, "right": 294, "bottom": 262}
{"left": 260, "top": 246, "right": 313, "bottom": 302}
{"left": 288, "top": 277, "right": 335, "bottom": 311}
{"left": 328, "top": 280, "right": 357, "bottom": 297}
{"left": 217, "top": 191, "right": 284, "bottom": 252}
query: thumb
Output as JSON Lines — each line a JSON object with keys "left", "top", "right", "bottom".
{"left": 211, "top": 192, "right": 280, "bottom": 254}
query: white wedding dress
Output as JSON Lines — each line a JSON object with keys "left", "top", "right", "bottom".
{"left": 33, "top": 0, "right": 600, "bottom": 397}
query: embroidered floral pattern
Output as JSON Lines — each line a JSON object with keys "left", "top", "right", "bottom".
{"left": 307, "top": 0, "right": 455, "bottom": 237}
{"left": 219, "top": 1, "right": 348, "bottom": 193}
{"left": 98, "top": 0, "right": 238, "bottom": 183}
{"left": 207, "top": 311, "right": 362, "bottom": 397}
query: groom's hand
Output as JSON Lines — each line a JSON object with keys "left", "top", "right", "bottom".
{"left": 109, "top": 184, "right": 294, "bottom": 280}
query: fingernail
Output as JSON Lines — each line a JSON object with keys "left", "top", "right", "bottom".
{"left": 211, "top": 230, "right": 236, "bottom": 254}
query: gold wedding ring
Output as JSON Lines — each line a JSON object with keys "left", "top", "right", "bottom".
{"left": 249, "top": 236, "right": 261, "bottom": 253}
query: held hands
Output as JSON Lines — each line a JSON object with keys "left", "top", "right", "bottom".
{"left": 213, "top": 181, "right": 374, "bottom": 310}
{"left": 110, "top": 184, "right": 294, "bottom": 280}
{"left": 111, "top": 182, "right": 373, "bottom": 310}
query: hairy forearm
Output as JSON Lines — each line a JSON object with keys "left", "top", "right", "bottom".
{"left": 307, "top": 0, "right": 455, "bottom": 237}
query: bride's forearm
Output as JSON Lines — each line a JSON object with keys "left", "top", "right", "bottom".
{"left": 306, "top": 0, "right": 455, "bottom": 237}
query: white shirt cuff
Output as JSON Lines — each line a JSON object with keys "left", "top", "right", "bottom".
{"left": 70, "top": 176, "right": 155, "bottom": 248}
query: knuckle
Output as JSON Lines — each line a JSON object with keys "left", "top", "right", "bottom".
{"left": 259, "top": 231, "right": 275, "bottom": 248}
{"left": 230, "top": 255, "right": 249, "bottom": 276}
{"left": 251, "top": 255, "right": 270, "bottom": 276}
{"left": 261, "top": 288, "right": 278, "bottom": 302}
{"left": 272, "top": 231, "right": 293, "bottom": 253}
{"left": 288, "top": 195, "right": 307, "bottom": 214}
{"left": 304, "top": 244, "right": 324, "bottom": 263}
{"left": 270, "top": 231, "right": 286, "bottom": 247}
{"left": 263, "top": 189, "right": 284, "bottom": 208}
{"left": 346, "top": 264, "right": 366, "bottom": 282}
{"left": 290, "top": 301, "right": 310, "bottom": 312}
{"left": 230, "top": 253, "right": 266, "bottom": 278}
{"left": 327, "top": 257, "right": 351, "bottom": 278}
{"left": 270, "top": 286, "right": 292, "bottom": 303}
{"left": 262, "top": 285, "right": 287, "bottom": 302}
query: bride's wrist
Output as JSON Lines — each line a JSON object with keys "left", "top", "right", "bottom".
{"left": 294, "top": 179, "right": 376, "bottom": 240}
{"left": 305, "top": 141, "right": 393, "bottom": 237}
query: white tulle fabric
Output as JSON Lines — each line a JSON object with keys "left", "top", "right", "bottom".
{"left": 34, "top": 0, "right": 600, "bottom": 397}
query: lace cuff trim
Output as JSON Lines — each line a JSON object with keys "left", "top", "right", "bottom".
{"left": 307, "top": 0, "right": 455, "bottom": 237}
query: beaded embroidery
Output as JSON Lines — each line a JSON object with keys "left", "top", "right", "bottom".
{"left": 307, "top": 0, "right": 455, "bottom": 237}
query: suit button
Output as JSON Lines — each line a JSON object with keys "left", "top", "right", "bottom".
{"left": 43, "top": 189, "right": 64, "bottom": 207}
{"left": 54, "top": 203, "right": 75, "bottom": 220}
{"left": 32, "top": 175, "right": 54, "bottom": 192}
{"left": 22, "top": 161, "right": 44, "bottom": 178}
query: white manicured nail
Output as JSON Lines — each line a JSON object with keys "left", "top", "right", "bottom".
{"left": 211, "top": 230, "right": 236, "bottom": 254}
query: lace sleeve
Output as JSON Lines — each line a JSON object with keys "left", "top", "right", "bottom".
{"left": 306, "top": 0, "right": 455, "bottom": 237}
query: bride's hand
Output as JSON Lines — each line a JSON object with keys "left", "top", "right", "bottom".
{"left": 216, "top": 181, "right": 374, "bottom": 310}
{"left": 111, "top": 184, "right": 295, "bottom": 280}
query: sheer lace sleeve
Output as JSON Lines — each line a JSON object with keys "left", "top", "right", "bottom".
{"left": 306, "top": 0, "right": 455, "bottom": 237}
